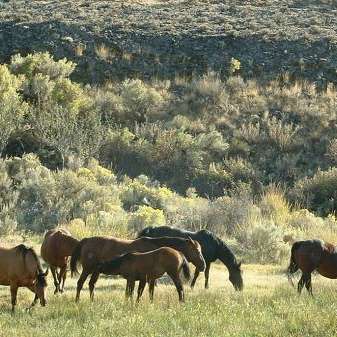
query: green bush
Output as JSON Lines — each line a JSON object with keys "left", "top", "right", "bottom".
{"left": 291, "top": 167, "right": 337, "bottom": 215}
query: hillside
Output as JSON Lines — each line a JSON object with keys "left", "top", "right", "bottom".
{"left": 1, "top": 0, "right": 337, "bottom": 84}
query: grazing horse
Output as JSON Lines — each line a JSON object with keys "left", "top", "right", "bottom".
{"left": 41, "top": 228, "right": 79, "bottom": 294}
{"left": 288, "top": 239, "right": 337, "bottom": 295}
{"left": 70, "top": 236, "right": 205, "bottom": 301}
{"left": 97, "top": 247, "right": 191, "bottom": 302}
{"left": 137, "top": 226, "right": 243, "bottom": 290}
{"left": 0, "top": 244, "right": 48, "bottom": 313}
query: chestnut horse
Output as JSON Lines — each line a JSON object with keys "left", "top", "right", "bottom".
{"left": 41, "top": 228, "right": 79, "bottom": 294}
{"left": 97, "top": 247, "right": 191, "bottom": 302}
{"left": 70, "top": 236, "right": 205, "bottom": 301}
{"left": 287, "top": 239, "right": 337, "bottom": 295}
{"left": 0, "top": 244, "right": 48, "bottom": 313}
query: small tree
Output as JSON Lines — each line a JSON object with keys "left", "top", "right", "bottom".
{"left": 0, "top": 65, "right": 27, "bottom": 156}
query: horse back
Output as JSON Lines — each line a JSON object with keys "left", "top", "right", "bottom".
{"left": 0, "top": 245, "right": 39, "bottom": 286}
{"left": 41, "top": 228, "right": 78, "bottom": 266}
{"left": 292, "top": 240, "right": 326, "bottom": 272}
{"left": 132, "top": 247, "right": 182, "bottom": 276}
{"left": 79, "top": 236, "right": 134, "bottom": 269}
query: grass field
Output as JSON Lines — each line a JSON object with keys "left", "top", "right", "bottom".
{"left": 0, "top": 263, "right": 337, "bottom": 337}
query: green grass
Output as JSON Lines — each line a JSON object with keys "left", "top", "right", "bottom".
{"left": 1, "top": 264, "right": 337, "bottom": 337}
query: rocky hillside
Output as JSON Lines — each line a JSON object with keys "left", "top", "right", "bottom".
{"left": 1, "top": 0, "right": 337, "bottom": 84}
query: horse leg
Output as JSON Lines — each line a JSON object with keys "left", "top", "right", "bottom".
{"left": 129, "top": 280, "right": 135, "bottom": 300}
{"left": 76, "top": 270, "right": 90, "bottom": 302}
{"left": 190, "top": 268, "right": 200, "bottom": 289}
{"left": 125, "top": 279, "right": 135, "bottom": 300}
{"left": 170, "top": 274, "right": 184, "bottom": 302}
{"left": 304, "top": 273, "right": 313, "bottom": 296}
{"left": 297, "top": 274, "right": 306, "bottom": 295}
{"left": 204, "top": 262, "right": 211, "bottom": 289}
{"left": 10, "top": 283, "right": 18, "bottom": 314}
{"left": 50, "top": 265, "right": 60, "bottom": 294}
{"left": 125, "top": 279, "right": 131, "bottom": 299}
{"left": 89, "top": 271, "right": 100, "bottom": 301}
{"left": 136, "top": 279, "right": 146, "bottom": 303}
{"left": 149, "top": 279, "right": 155, "bottom": 302}
{"left": 26, "top": 285, "right": 39, "bottom": 309}
{"left": 58, "top": 265, "right": 67, "bottom": 293}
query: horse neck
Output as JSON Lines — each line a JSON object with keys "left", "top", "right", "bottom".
{"left": 26, "top": 248, "right": 43, "bottom": 274}
{"left": 216, "top": 242, "right": 237, "bottom": 271}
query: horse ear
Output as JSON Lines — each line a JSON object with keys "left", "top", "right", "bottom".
{"left": 237, "top": 261, "right": 242, "bottom": 268}
{"left": 44, "top": 268, "right": 49, "bottom": 277}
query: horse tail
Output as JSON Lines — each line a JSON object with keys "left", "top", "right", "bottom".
{"left": 287, "top": 241, "right": 301, "bottom": 286}
{"left": 70, "top": 239, "right": 86, "bottom": 277}
{"left": 181, "top": 257, "right": 191, "bottom": 281}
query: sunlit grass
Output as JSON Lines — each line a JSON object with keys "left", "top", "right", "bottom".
{"left": 1, "top": 263, "right": 337, "bottom": 336}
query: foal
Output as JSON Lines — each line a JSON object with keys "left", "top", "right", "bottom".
{"left": 96, "top": 247, "right": 191, "bottom": 302}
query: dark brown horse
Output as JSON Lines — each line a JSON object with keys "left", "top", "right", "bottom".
{"left": 41, "top": 228, "right": 79, "bottom": 294}
{"left": 70, "top": 236, "right": 205, "bottom": 301}
{"left": 97, "top": 247, "right": 191, "bottom": 302}
{"left": 288, "top": 239, "right": 337, "bottom": 295}
{"left": 0, "top": 244, "right": 48, "bottom": 313}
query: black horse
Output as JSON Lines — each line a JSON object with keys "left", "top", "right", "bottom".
{"left": 137, "top": 226, "right": 243, "bottom": 291}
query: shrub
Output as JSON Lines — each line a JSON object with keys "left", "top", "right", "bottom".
{"left": 236, "top": 221, "right": 288, "bottom": 264}
{"left": 291, "top": 167, "right": 337, "bottom": 215}
{"left": 128, "top": 206, "right": 165, "bottom": 234}
{"left": 10, "top": 52, "right": 75, "bottom": 80}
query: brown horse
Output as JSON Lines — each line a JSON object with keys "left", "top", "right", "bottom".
{"left": 70, "top": 236, "right": 205, "bottom": 301}
{"left": 41, "top": 228, "right": 79, "bottom": 294}
{"left": 0, "top": 244, "right": 48, "bottom": 313}
{"left": 97, "top": 247, "right": 191, "bottom": 302}
{"left": 287, "top": 239, "right": 337, "bottom": 295}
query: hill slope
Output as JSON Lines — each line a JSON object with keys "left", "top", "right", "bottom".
{"left": 1, "top": 0, "right": 337, "bottom": 83}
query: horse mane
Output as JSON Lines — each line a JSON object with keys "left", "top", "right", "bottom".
{"left": 197, "top": 230, "right": 239, "bottom": 269}
{"left": 15, "top": 244, "right": 44, "bottom": 275}
{"left": 137, "top": 226, "right": 196, "bottom": 239}
{"left": 140, "top": 236, "right": 187, "bottom": 250}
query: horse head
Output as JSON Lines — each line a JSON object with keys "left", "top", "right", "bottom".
{"left": 35, "top": 268, "right": 48, "bottom": 306}
{"left": 185, "top": 236, "right": 206, "bottom": 272}
{"left": 229, "top": 261, "right": 243, "bottom": 291}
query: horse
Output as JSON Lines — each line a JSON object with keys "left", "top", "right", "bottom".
{"left": 70, "top": 236, "right": 205, "bottom": 301}
{"left": 137, "top": 226, "right": 243, "bottom": 290}
{"left": 41, "top": 228, "right": 79, "bottom": 294}
{"left": 0, "top": 244, "right": 48, "bottom": 313}
{"left": 96, "top": 247, "right": 191, "bottom": 302}
{"left": 287, "top": 239, "right": 337, "bottom": 295}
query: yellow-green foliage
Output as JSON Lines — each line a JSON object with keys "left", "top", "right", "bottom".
{"left": 10, "top": 52, "right": 75, "bottom": 79}
{"left": 128, "top": 205, "right": 166, "bottom": 233}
